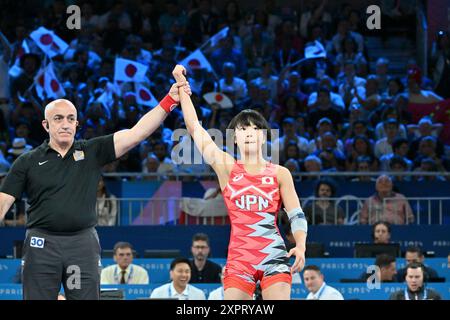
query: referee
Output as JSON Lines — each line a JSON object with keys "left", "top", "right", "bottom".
{"left": 0, "top": 80, "right": 190, "bottom": 299}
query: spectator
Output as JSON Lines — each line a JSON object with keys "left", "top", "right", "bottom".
{"left": 407, "top": 117, "right": 443, "bottom": 140}
{"left": 218, "top": 62, "right": 248, "bottom": 103}
{"left": 303, "top": 265, "right": 344, "bottom": 300}
{"left": 251, "top": 59, "right": 278, "bottom": 100}
{"left": 284, "top": 158, "right": 301, "bottom": 175}
{"left": 299, "top": 0, "right": 332, "bottom": 39}
{"left": 307, "top": 76, "right": 345, "bottom": 110}
{"left": 101, "top": 242, "right": 149, "bottom": 284}
{"left": 7, "top": 137, "right": 32, "bottom": 163}
{"left": 388, "top": 155, "right": 411, "bottom": 182}
{"left": 330, "top": 19, "right": 364, "bottom": 54}
{"left": 243, "top": 25, "right": 274, "bottom": 69}
{"left": 189, "top": 233, "right": 222, "bottom": 283}
{"left": 374, "top": 119, "right": 401, "bottom": 159}
{"left": 390, "top": 262, "right": 442, "bottom": 300}
{"left": 375, "top": 58, "right": 390, "bottom": 93}
{"left": 307, "top": 87, "right": 343, "bottom": 133}
{"left": 273, "top": 117, "right": 309, "bottom": 162}
{"left": 208, "top": 266, "right": 226, "bottom": 300}
{"left": 338, "top": 60, "right": 366, "bottom": 107}
{"left": 360, "top": 254, "right": 397, "bottom": 283}
{"left": 335, "top": 35, "right": 367, "bottom": 75}
{"left": 431, "top": 31, "right": 450, "bottom": 99}
{"left": 302, "top": 155, "right": 323, "bottom": 180}
{"left": 414, "top": 157, "right": 447, "bottom": 182}
{"left": 96, "top": 176, "right": 118, "bottom": 226}
{"left": 360, "top": 175, "right": 414, "bottom": 225}
{"left": 351, "top": 155, "right": 377, "bottom": 182}
{"left": 210, "top": 35, "right": 247, "bottom": 77}
{"left": 313, "top": 131, "right": 346, "bottom": 171}
{"left": 412, "top": 136, "right": 448, "bottom": 172}
{"left": 396, "top": 246, "right": 440, "bottom": 282}
{"left": 406, "top": 67, "right": 443, "bottom": 104}
{"left": 379, "top": 137, "right": 412, "bottom": 171}
{"left": 150, "top": 257, "right": 206, "bottom": 300}
{"left": 381, "top": 77, "right": 404, "bottom": 104}
{"left": 374, "top": 106, "right": 408, "bottom": 140}
{"left": 372, "top": 221, "right": 392, "bottom": 244}
{"left": 187, "top": 0, "right": 219, "bottom": 48}
{"left": 346, "top": 135, "right": 376, "bottom": 172}
{"left": 304, "top": 178, "right": 345, "bottom": 225}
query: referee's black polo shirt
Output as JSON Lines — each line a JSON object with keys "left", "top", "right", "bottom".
{"left": 0, "top": 134, "right": 116, "bottom": 232}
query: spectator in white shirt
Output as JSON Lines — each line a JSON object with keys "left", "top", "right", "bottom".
{"left": 218, "top": 62, "right": 248, "bottom": 103}
{"left": 101, "top": 242, "right": 149, "bottom": 284}
{"left": 208, "top": 266, "right": 226, "bottom": 300}
{"left": 308, "top": 76, "right": 345, "bottom": 110}
{"left": 374, "top": 119, "right": 400, "bottom": 159}
{"left": 150, "top": 257, "right": 206, "bottom": 300}
{"left": 303, "top": 265, "right": 344, "bottom": 300}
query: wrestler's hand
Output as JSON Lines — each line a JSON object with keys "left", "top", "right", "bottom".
{"left": 287, "top": 246, "right": 306, "bottom": 273}
{"left": 172, "top": 64, "right": 187, "bottom": 83}
{"left": 168, "top": 81, "right": 192, "bottom": 102}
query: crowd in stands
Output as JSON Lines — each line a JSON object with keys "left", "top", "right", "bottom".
{"left": 0, "top": 0, "right": 448, "bottom": 182}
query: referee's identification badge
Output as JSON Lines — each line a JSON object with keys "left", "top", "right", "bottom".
{"left": 73, "top": 150, "right": 85, "bottom": 161}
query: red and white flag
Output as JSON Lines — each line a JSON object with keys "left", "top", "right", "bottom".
{"left": 135, "top": 83, "right": 158, "bottom": 107}
{"left": 34, "top": 63, "right": 65, "bottom": 99}
{"left": 114, "top": 58, "right": 148, "bottom": 82}
{"left": 179, "top": 49, "right": 213, "bottom": 72}
{"left": 203, "top": 92, "right": 233, "bottom": 109}
{"left": 30, "top": 27, "right": 69, "bottom": 58}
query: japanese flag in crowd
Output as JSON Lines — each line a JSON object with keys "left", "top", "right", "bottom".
{"left": 209, "top": 27, "right": 229, "bottom": 47}
{"left": 179, "top": 49, "right": 213, "bottom": 72}
{"left": 114, "top": 58, "right": 148, "bottom": 82}
{"left": 9, "top": 40, "right": 31, "bottom": 77}
{"left": 203, "top": 92, "right": 233, "bottom": 109}
{"left": 30, "top": 27, "right": 69, "bottom": 58}
{"left": 34, "top": 63, "right": 65, "bottom": 99}
{"left": 304, "top": 40, "right": 326, "bottom": 59}
{"left": 135, "top": 83, "right": 158, "bottom": 107}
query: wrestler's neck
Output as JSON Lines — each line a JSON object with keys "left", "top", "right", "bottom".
{"left": 49, "top": 139, "right": 74, "bottom": 157}
{"left": 240, "top": 153, "right": 267, "bottom": 173}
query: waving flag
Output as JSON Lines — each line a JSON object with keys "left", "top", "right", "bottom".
{"left": 30, "top": 27, "right": 68, "bottom": 58}
{"left": 135, "top": 83, "right": 158, "bottom": 108}
{"left": 203, "top": 92, "right": 233, "bottom": 109}
{"left": 179, "top": 49, "right": 213, "bottom": 72}
{"left": 209, "top": 27, "right": 229, "bottom": 47}
{"left": 114, "top": 58, "right": 148, "bottom": 82}
{"left": 34, "top": 63, "right": 65, "bottom": 99}
{"left": 304, "top": 40, "right": 326, "bottom": 59}
{"left": 9, "top": 40, "right": 31, "bottom": 77}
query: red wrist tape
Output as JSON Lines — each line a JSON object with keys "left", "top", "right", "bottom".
{"left": 159, "top": 94, "right": 178, "bottom": 113}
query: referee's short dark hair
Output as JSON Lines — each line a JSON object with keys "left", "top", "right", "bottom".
{"left": 170, "top": 257, "right": 192, "bottom": 271}
{"left": 375, "top": 254, "right": 396, "bottom": 268}
{"left": 192, "top": 233, "right": 210, "bottom": 245}
{"left": 113, "top": 241, "right": 133, "bottom": 254}
{"left": 303, "top": 265, "right": 322, "bottom": 274}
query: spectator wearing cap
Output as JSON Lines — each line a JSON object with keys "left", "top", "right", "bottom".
{"left": 7, "top": 137, "right": 33, "bottom": 163}
{"left": 307, "top": 87, "right": 343, "bottom": 134}
{"left": 307, "top": 76, "right": 345, "bottom": 110}
{"left": 374, "top": 119, "right": 401, "bottom": 159}
{"left": 273, "top": 117, "right": 309, "bottom": 163}
{"left": 360, "top": 175, "right": 414, "bottom": 225}
{"left": 313, "top": 132, "right": 346, "bottom": 171}
{"left": 308, "top": 117, "right": 345, "bottom": 155}
{"left": 406, "top": 67, "right": 443, "bottom": 104}
{"left": 379, "top": 137, "right": 412, "bottom": 171}
{"left": 414, "top": 158, "right": 447, "bottom": 182}
{"left": 218, "top": 62, "right": 248, "bottom": 103}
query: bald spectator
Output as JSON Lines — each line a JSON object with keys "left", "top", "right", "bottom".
{"left": 360, "top": 175, "right": 415, "bottom": 225}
